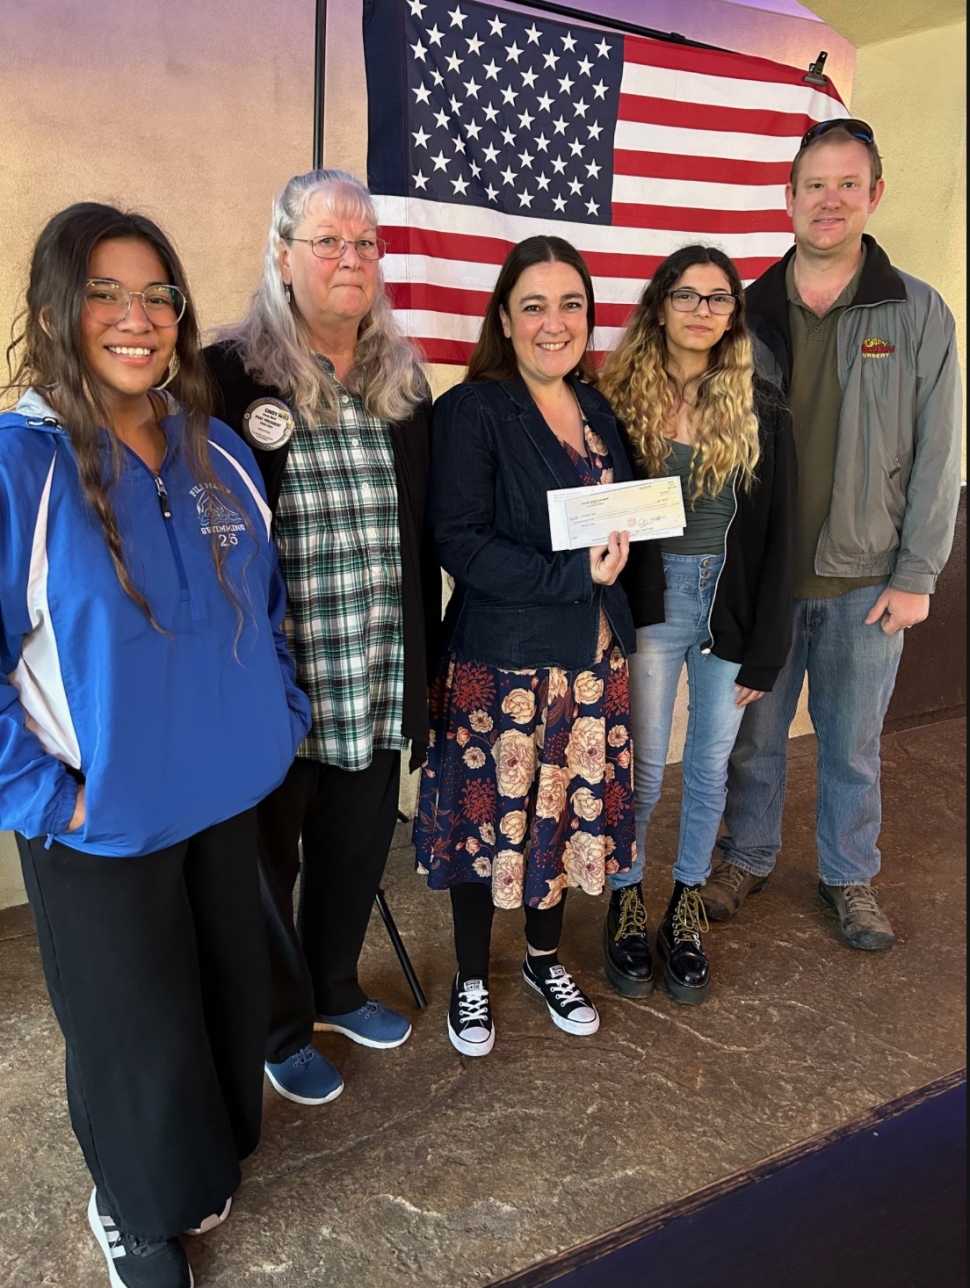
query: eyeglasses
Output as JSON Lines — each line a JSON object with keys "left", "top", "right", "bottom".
{"left": 665, "top": 288, "right": 737, "bottom": 316}
{"left": 799, "top": 118, "right": 875, "bottom": 150}
{"left": 84, "top": 279, "right": 187, "bottom": 327}
{"left": 287, "top": 235, "right": 387, "bottom": 261}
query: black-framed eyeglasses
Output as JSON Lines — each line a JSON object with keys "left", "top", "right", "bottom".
{"left": 287, "top": 235, "right": 387, "bottom": 261}
{"left": 665, "top": 288, "right": 737, "bottom": 316}
{"left": 84, "top": 279, "right": 187, "bottom": 327}
{"left": 799, "top": 118, "right": 875, "bottom": 151}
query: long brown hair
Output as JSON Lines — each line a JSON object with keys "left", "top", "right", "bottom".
{"left": 599, "top": 245, "right": 759, "bottom": 500}
{"left": 4, "top": 202, "right": 247, "bottom": 630}
{"left": 465, "top": 235, "right": 598, "bottom": 384}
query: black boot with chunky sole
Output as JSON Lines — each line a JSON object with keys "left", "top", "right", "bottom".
{"left": 656, "top": 881, "right": 711, "bottom": 1005}
{"left": 603, "top": 884, "right": 654, "bottom": 998}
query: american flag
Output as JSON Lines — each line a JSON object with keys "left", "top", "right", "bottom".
{"left": 364, "top": 0, "right": 846, "bottom": 364}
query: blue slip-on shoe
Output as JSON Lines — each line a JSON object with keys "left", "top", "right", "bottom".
{"left": 264, "top": 1045, "right": 344, "bottom": 1105}
{"left": 314, "top": 999, "right": 412, "bottom": 1049}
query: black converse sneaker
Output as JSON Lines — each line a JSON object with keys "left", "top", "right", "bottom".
{"left": 522, "top": 956, "right": 600, "bottom": 1035}
{"left": 88, "top": 1189, "right": 194, "bottom": 1288}
{"left": 447, "top": 973, "right": 495, "bottom": 1056}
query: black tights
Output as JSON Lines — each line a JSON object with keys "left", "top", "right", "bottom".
{"left": 450, "top": 882, "right": 567, "bottom": 977}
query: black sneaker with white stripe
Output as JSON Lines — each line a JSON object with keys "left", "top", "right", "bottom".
{"left": 88, "top": 1189, "right": 193, "bottom": 1288}
{"left": 447, "top": 973, "right": 495, "bottom": 1056}
{"left": 522, "top": 956, "right": 600, "bottom": 1036}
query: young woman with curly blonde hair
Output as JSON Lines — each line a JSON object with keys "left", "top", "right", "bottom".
{"left": 597, "top": 245, "right": 796, "bottom": 1005}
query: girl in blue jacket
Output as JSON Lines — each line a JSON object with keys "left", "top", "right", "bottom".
{"left": 0, "top": 204, "right": 310, "bottom": 1288}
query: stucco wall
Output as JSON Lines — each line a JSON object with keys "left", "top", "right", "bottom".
{"left": 850, "top": 21, "right": 967, "bottom": 471}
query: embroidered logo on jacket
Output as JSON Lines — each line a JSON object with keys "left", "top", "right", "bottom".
{"left": 191, "top": 484, "right": 245, "bottom": 541}
{"left": 861, "top": 336, "right": 896, "bottom": 358}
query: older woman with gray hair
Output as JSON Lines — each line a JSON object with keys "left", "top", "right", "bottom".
{"left": 205, "top": 169, "right": 440, "bottom": 1106}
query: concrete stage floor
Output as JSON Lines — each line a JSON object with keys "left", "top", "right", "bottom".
{"left": 0, "top": 718, "right": 965, "bottom": 1287}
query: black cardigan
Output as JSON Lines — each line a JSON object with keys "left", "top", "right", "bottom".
{"left": 620, "top": 375, "right": 797, "bottom": 693}
{"left": 203, "top": 341, "right": 442, "bottom": 769}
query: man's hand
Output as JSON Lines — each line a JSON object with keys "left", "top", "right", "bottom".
{"left": 864, "top": 588, "right": 930, "bottom": 635}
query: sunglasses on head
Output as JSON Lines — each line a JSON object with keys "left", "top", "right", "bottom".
{"left": 800, "top": 118, "right": 875, "bottom": 150}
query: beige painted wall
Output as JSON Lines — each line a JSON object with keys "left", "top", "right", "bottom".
{"left": 850, "top": 21, "right": 967, "bottom": 470}
{"left": 0, "top": 0, "right": 316, "bottom": 367}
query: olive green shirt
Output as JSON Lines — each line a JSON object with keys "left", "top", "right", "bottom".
{"left": 787, "top": 248, "right": 885, "bottom": 598}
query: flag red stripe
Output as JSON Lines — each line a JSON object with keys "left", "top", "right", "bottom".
{"left": 617, "top": 93, "right": 817, "bottom": 138}
{"left": 381, "top": 226, "right": 781, "bottom": 282}
{"left": 613, "top": 204, "right": 794, "bottom": 233}
{"left": 621, "top": 34, "right": 844, "bottom": 97}
{"left": 613, "top": 149, "right": 791, "bottom": 185}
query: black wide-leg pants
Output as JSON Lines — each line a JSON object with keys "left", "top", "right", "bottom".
{"left": 256, "top": 750, "right": 402, "bottom": 1063}
{"left": 17, "top": 809, "right": 269, "bottom": 1241}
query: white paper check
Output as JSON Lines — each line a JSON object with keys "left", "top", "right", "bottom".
{"left": 547, "top": 476, "right": 686, "bottom": 551}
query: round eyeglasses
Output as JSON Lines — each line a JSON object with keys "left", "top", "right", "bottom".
{"left": 287, "top": 235, "right": 387, "bottom": 261}
{"left": 665, "top": 288, "right": 737, "bottom": 316}
{"left": 84, "top": 279, "right": 187, "bottom": 327}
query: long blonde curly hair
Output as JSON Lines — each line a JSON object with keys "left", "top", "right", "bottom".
{"left": 599, "top": 245, "right": 759, "bottom": 501}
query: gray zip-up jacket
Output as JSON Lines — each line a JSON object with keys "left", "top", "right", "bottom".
{"left": 745, "top": 235, "right": 962, "bottom": 594}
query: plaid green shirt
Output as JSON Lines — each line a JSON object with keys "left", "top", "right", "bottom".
{"left": 274, "top": 361, "right": 406, "bottom": 770}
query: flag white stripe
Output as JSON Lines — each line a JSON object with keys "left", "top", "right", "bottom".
{"left": 619, "top": 62, "right": 847, "bottom": 119}
{"left": 615, "top": 120, "right": 811, "bottom": 162}
{"left": 611, "top": 173, "right": 785, "bottom": 210}
{"left": 374, "top": 195, "right": 794, "bottom": 258}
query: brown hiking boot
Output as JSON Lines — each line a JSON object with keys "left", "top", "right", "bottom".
{"left": 818, "top": 881, "right": 895, "bottom": 951}
{"left": 699, "top": 859, "right": 769, "bottom": 922}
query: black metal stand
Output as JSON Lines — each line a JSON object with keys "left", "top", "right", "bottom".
{"left": 376, "top": 887, "right": 427, "bottom": 1010}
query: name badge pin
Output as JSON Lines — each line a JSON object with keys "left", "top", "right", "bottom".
{"left": 242, "top": 397, "right": 295, "bottom": 450}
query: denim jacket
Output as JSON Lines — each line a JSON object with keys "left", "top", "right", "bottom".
{"left": 429, "top": 374, "right": 636, "bottom": 670}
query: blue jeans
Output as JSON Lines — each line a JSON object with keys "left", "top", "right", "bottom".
{"left": 718, "top": 582, "right": 904, "bottom": 886}
{"left": 611, "top": 553, "right": 744, "bottom": 890}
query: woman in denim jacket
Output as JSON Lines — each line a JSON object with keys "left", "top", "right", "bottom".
{"left": 413, "top": 236, "right": 642, "bottom": 1057}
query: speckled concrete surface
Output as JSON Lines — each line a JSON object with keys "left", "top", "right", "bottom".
{"left": 0, "top": 720, "right": 965, "bottom": 1287}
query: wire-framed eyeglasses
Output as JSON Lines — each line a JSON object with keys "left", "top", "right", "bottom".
{"left": 84, "top": 279, "right": 187, "bottom": 327}
{"left": 287, "top": 235, "right": 388, "bottom": 261}
{"left": 665, "top": 288, "right": 737, "bottom": 316}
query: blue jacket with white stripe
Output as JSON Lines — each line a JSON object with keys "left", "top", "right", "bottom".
{"left": 0, "top": 390, "right": 311, "bottom": 856}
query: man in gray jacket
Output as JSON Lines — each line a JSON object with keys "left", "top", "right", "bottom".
{"left": 701, "top": 118, "right": 962, "bottom": 950}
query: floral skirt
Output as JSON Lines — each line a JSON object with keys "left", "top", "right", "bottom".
{"left": 413, "top": 624, "right": 636, "bottom": 909}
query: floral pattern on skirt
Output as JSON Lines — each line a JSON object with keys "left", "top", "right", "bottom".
{"left": 413, "top": 614, "right": 637, "bottom": 909}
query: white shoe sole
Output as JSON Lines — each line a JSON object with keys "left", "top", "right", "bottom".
{"left": 87, "top": 1188, "right": 195, "bottom": 1288}
{"left": 185, "top": 1196, "right": 232, "bottom": 1235}
{"left": 523, "top": 970, "right": 600, "bottom": 1036}
{"left": 264, "top": 1065, "right": 344, "bottom": 1105}
{"left": 447, "top": 1016, "right": 496, "bottom": 1057}
{"left": 313, "top": 1019, "right": 412, "bottom": 1049}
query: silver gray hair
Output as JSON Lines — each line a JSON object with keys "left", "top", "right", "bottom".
{"left": 213, "top": 169, "right": 427, "bottom": 425}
